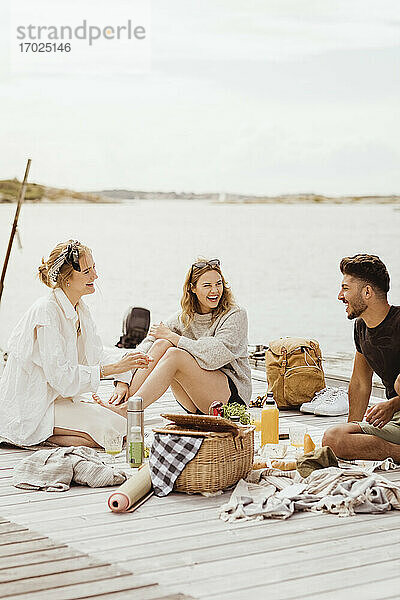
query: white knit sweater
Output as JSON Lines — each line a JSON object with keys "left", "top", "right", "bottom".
{"left": 137, "top": 306, "right": 252, "bottom": 404}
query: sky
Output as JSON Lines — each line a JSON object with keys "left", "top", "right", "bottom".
{"left": 0, "top": 0, "right": 399, "bottom": 196}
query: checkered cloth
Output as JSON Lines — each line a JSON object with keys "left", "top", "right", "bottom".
{"left": 149, "top": 433, "right": 203, "bottom": 496}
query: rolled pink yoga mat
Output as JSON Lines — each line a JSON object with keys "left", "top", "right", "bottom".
{"left": 108, "top": 463, "right": 152, "bottom": 512}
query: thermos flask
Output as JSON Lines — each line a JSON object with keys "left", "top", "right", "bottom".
{"left": 126, "top": 396, "right": 144, "bottom": 463}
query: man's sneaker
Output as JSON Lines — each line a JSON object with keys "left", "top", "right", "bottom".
{"left": 314, "top": 388, "right": 349, "bottom": 416}
{"left": 300, "top": 388, "right": 328, "bottom": 414}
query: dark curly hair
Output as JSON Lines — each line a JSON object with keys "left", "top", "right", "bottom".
{"left": 340, "top": 254, "right": 390, "bottom": 296}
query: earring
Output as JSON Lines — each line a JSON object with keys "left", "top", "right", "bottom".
{"left": 66, "top": 282, "right": 70, "bottom": 287}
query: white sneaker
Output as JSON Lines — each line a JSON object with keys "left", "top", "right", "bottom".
{"left": 314, "top": 388, "right": 349, "bottom": 416}
{"left": 300, "top": 388, "right": 328, "bottom": 414}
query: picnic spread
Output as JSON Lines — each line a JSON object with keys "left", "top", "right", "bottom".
{"left": 11, "top": 411, "right": 400, "bottom": 523}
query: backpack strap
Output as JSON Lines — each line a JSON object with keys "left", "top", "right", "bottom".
{"left": 308, "top": 340, "right": 322, "bottom": 368}
{"left": 280, "top": 346, "right": 288, "bottom": 375}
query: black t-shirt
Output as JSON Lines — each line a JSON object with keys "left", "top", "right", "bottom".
{"left": 354, "top": 305, "right": 400, "bottom": 399}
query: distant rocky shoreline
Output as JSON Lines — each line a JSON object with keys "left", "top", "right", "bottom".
{"left": 0, "top": 179, "right": 115, "bottom": 204}
{"left": 1, "top": 179, "right": 399, "bottom": 204}
{"left": 100, "top": 189, "right": 400, "bottom": 204}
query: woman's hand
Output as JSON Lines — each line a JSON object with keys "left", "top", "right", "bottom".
{"left": 365, "top": 398, "right": 398, "bottom": 429}
{"left": 149, "top": 322, "right": 173, "bottom": 341}
{"left": 116, "top": 351, "right": 153, "bottom": 374}
{"left": 109, "top": 381, "right": 129, "bottom": 405}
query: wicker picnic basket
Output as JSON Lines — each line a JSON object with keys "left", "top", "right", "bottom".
{"left": 153, "top": 414, "right": 254, "bottom": 494}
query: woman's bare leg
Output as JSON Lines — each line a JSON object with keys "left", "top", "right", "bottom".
{"left": 48, "top": 427, "right": 101, "bottom": 448}
{"left": 95, "top": 348, "right": 231, "bottom": 416}
{"left": 170, "top": 380, "right": 198, "bottom": 413}
{"left": 129, "top": 339, "right": 172, "bottom": 396}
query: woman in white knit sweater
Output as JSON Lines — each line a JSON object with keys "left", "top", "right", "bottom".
{"left": 96, "top": 258, "right": 252, "bottom": 415}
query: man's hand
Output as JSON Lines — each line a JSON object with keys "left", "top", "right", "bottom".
{"left": 109, "top": 382, "right": 129, "bottom": 405}
{"left": 365, "top": 397, "right": 399, "bottom": 429}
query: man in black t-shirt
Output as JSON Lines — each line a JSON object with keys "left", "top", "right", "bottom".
{"left": 323, "top": 254, "right": 400, "bottom": 461}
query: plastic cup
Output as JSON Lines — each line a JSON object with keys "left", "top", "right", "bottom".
{"left": 103, "top": 431, "right": 123, "bottom": 462}
{"left": 250, "top": 408, "right": 262, "bottom": 431}
{"left": 289, "top": 424, "right": 306, "bottom": 448}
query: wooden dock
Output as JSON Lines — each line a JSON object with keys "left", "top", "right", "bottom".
{"left": 0, "top": 373, "right": 399, "bottom": 600}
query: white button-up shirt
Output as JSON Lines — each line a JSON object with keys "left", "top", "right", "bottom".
{"left": 0, "top": 288, "right": 130, "bottom": 446}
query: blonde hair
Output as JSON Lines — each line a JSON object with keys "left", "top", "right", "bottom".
{"left": 38, "top": 240, "right": 91, "bottom": 289}
{"left": 180, "top": 258, "right": 236, "bottom": 327}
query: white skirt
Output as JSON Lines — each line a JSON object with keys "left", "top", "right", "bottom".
{"left": 54, "top": 397, "right": 126, "bottom": 447}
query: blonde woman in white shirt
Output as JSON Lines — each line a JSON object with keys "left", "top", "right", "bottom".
{"left": 0, "top": 240, "right": 151, "bottom": 448}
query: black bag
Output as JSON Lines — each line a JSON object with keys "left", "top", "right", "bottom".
{"left": 116, "top": 306, "right": 150, "bottom": 349}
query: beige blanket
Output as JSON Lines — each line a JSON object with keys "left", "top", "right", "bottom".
{"left": 219, "top": 466, "right": 400, "bottom": 521}
{"left": 13, "top": 446, "right": 128, "bottom": 491}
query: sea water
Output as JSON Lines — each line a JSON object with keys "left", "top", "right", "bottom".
{"left": 0, "top": 201, "right": 399, "bottom": 376}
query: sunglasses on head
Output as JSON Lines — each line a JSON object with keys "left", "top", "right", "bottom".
{"left": 190, "top": 259, "right": 220, "bottom": 281}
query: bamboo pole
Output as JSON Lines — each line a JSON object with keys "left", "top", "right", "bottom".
{"left": 0, "top": 159, "right": 32, "bottom": 304}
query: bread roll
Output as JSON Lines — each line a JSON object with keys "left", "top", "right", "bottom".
{"left": 252, "top": 461, "right": 268, "bottom": 470}
{"left": 271, "top": 459, "right": 296, "bottom": 471}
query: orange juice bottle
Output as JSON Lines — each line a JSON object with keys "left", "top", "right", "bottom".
{"left": 261, "top": 393, "right": 279, "bottom": 445}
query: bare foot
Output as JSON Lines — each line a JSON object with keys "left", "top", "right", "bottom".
{"left": 92, "top": 394, "right": 128, "bottom": 418}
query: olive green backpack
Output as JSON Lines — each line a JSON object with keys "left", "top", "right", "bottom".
{"left": 265, "top": 337, "right": 325, "bottom": 408}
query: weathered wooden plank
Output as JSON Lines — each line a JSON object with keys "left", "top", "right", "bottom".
{"left": 2, "top": 575, "right": 159, "bottom": 600}
{"left": 3, "top": 491, "right": 228, "bottom": 523}
{"left": 0, "top": 523, "right": 27, "bottom": 535}
{"left": 306, "top": 576, "right": 400, "bottom": 600}
{"left": 0, "top": 447, "right": 33, "bottom": 454}
{"left": 0, "top": 487, "right": 116, "bottom": 508}
{"left": 0, "top": 555, "right": 110, "bottom": 583}
{"left": 47, "top": 505, "right": 380, "bottom": 548}
{"left": 71, "top": 590, "right": 193, "bottom": 600}
{"left": 163, "top": 544, "right": 400, "bottom": 598}
{"left": 30, "top": 505, "right": 220, "bottom": 536}
{"left": 45, "top": 509, "right": 317, "bottom": 544}
{"left": 75, "top": 511, "right": 399, "bottom": 557}
{"left": 206, "top": 560, "right": 400, "bottom": 600}
{"left": 0, "top": 547, "right": 81, "bottom": 570}
{"left": 0, "top": 530, "right": 47, "bottom": 546}
{"left": 0, "top": 564, "right": 134, "bottom": 598}
{"left": 100, "top": 595, "right": 193, "bottom": 600}
{"left": 0, "top": 450, "right": 33, "bottom": 458}
{"left": 0, "top": 479, "right": 14, "bottom": 487}
{"left": 0, "top": 539, "right": 66, "bottom": 558}
{"left": 36, "top": 509, "right": 228, "bottom": 541}
{"left": 0, "top": 457, "right": 31, "bottom": 467}
{"left": 111, "top": 512, "right": 400, "bottom": 568}
{"left": 149, "top": 530, "right": 400, "bottom": 587}
{"left": 0, "top": 487, "right": 43, "bottom": 498}
{"left": 3, "top": 489, "right": 225, "bottom": 513}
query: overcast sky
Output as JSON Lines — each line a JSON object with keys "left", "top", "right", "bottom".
{"left": 1, "top": 0, "right": 399, "bottom": 195}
